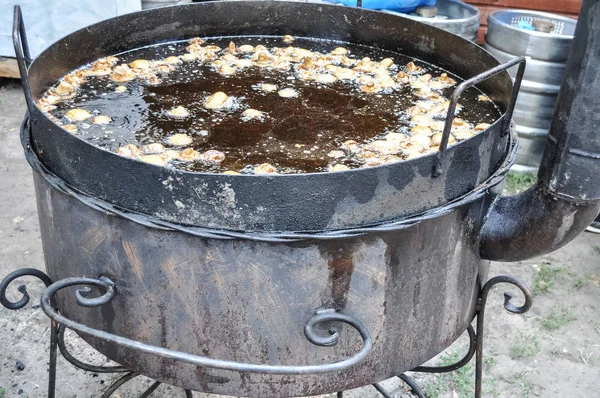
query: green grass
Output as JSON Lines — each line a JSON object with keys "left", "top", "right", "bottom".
{"left": 595, "top": 321, "right": 600, "bottom": 336}
{"left": 504, "top": 172, "right": 537, "bottom": 195}
{"left": 0, "top": 386, "right": 5, "bottom": 398}
{"left": 541, "top": 306, "right": 576, "bottom": 330}
{"left": 423, "top": 350, "right": 498, "bottom": 398}
{"left": 532, "top": 263, "right": 572, "bottom": 296}
{"left": 594, "top": 246, "right": 600, "bottom": 255}
{"left": 510, "top": 334, "right": 541, "bottom": 359}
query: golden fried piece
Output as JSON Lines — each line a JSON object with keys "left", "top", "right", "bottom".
{"left": 143, "top": 143, "right": 165, "bottom": 154}
{"left": 62, "top": 124, "right": 78, "bottom": 134}
{"left": 368, "top": 140, "right": 400, "bottom": 155}
{"left": 204, "top": 92, "right": 229, "bottom": 109}
{"left": 384, "top": 133, "right": 408, "bottom": 143}
{"left": 255, "top": 163, "right": 277, "bottom": 174}
{"left": 327, "top": 150, "right": 345, "bottom": 159}
{"left": 411, "top": 114, "right": 433, "bottom": 127}
{"left": 115, "top": 85, "right": 127, "bottom": 93}
{"left": 179, "top": 148, "right": 201, "bottom": 161}
{"left": 161, "top": 149, "right": 180, "bottom": 160}
{"left": 167, "top": 133, "right": 193, "bottom": 146}
{"left": 278, "top": 88, "right": 299, "bottom": 98}
{"left": 130, "top": 59, "right": 150, "bottom": 70}
{"left": 242, "top": 109, "right": 265, "bottom": 121}
{"left": 478, "top": 95, "right": 490, "bottom": 102}
{"left": 223, "top": 170, "right": 240, "bottom": 175}
{"left": 181, "top": 53, "right": 198, "bottom": 62}
{"left": 221, "top": 54, "right": 238, "bottom": 63}
{"left": 273, "top": 60, "right": 291, "bottom": 70}
{"left": 164, "top": 56, "right": 182, "bottom": 65}
{"left": 110, "top": 64, "right": 136, "bottom": 82}
{"left": 65, "top": 108, "right": 92, "bottom": 122}
{"left": 203, "top": 150, "right": 226, "bottom": 164}
{"left": 283, "top": 35, "right": 295, "bottom": 44}
{"left": 331, "top": 47, "right": 348, "bottom": 56}
{"left": 92, "top": 115, "right": 112, "bottom": 125}
{"left": 140, "top": 155, "right": 165, "bottom": 166}
{"left": 430, "top": 133, "right": 457, "bottom": 147}
{"left": 475, "top": 123, "right": 491, "bottom": 131}
{"left": 360, "top": 81, "right": 382, "bottom": 94}
{"left": 53, "top": 81, "right": 76, "bottom": 97}
{"left": 89, "top": 58, "right": 116, "bottom": 76}
{"left": 341, "top": 140, "right": 360, "bottom": 152}
{"left": 234, "top": 59, "right": 253, "bottom": 68}
{"left": 411, "top": 125, "right": 433, "bottom": 136}
{"left": 316, "top": 73, "right": 337, "bottom": 84}
{"left": 406, "top": 61, "right": 423, "bottom": 74}
{"left": 259, "top": 83, "right": 278, "bottom": 92}
{"left": 218, "top": 63, "right": 236, "bottom": 75}
{"left": 329, "top": 164, "right": 350, "bottom": 172}
{"left": 453, "top": 129, "right": 476, "bottom": 140}
{"left": 189, "top": 37, "right": 205, "bottom": 45}
{"left": 396, "top": 71, "right": 411, "bottom": 84}
{"left": 238, "top": 44, "right": 254, "bottom": 53}
{"left": 116, "top": 144, "right": 140, "bottom": 158}
{"left": 376, "top": 73, "right": 396, "bottom": 89}
{"left": 252, "top": 51, "right": 275, "bottom": 67}
{"left": 64, "top": 70, "right": 88, "bottom": 86}
{"left": 334, "top": 68, "right": 355, "bottom": 80}
{"left": 167, "top": 106, "right": 190, "bottom": 118}
{"left": 380, "top": 58, "right": 394, "bottom": 68}
{"left": 403, "top": 143, "right": 426, "bottom": 160}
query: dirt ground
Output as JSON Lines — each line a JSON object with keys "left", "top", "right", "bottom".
{"left": 0, "top": 78, "right": 599, "bottom": 397}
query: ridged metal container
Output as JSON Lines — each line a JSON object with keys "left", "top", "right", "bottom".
{"left": 485, "top": 10, "right": 577, "bottom": 172}
{"left": 383, "top": 0, "right": 480, "bottom": 42}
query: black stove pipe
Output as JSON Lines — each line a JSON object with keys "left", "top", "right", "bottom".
{"left": 480, "top": 0, "right": 600, "bottom": 261}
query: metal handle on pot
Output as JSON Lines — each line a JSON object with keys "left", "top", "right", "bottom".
{"left": 39, "top": 276, "right": 373, "bottom": 375}
{"left": 434, "top": 56, "right": 526, "bottom": 176}
{"left": 12, "top": 5, "right": 35, "bottom": 113}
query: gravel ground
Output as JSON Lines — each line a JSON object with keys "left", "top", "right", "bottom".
{"left": 1, "top": 79, "right": 599, "bottom": 397}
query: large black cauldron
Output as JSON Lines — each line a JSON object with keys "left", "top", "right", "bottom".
{"left": 8, "top": 1, "right": 600, "bottom": 397}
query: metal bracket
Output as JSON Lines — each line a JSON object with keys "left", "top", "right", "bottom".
{"left": 12, "top": 5, "right": 35, "bottom": 114}
{"left": 434, "top": 56, "right": 526, "bottom": 176}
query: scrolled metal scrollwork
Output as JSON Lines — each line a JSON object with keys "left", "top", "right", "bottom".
{"left": 0, "top": 268, "right": 52, "bottom": 310}
{"left": 40, "top": 276, "right": 372, "bottom": 375}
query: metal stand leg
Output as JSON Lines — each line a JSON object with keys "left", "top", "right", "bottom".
{"left": 48, "top": 320, "right": 59, "bottom": 398}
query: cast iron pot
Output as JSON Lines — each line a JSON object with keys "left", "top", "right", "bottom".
{"left": 12, "top": 1, "right": 600, "bottom": 397}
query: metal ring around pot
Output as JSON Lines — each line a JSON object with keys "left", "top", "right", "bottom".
{"left": 40, "top": 276, "right": 373, "bottom": 375}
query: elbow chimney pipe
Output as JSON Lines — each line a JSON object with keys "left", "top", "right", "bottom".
{"left": 480, "top": 0, "right": 600, "bottom": 261}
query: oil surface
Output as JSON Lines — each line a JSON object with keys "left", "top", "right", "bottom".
{"left": 42, "top": 36, "right": 501, "bottom": 174}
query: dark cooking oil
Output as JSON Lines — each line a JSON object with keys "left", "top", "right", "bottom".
{"left": 47, "top": 36, "right": 501, "bottom": 174}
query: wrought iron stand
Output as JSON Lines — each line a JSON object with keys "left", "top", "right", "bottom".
{"left": 0, "top": 269, "right": 532, "bottom": 398}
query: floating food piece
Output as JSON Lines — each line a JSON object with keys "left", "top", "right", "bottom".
{"left": 116, "top": 144, "right": 140, "bottom": 158}
{"left": 331, "top": 47, "right": 348, "bottom": 56}
{"left": 54, "top": 81, "right": 76, "bottom": 96}
{"left": 283, "top": 35, "right": 295, "bottom": 44}
{"left": 384, "top": 133, "right": 408, "bottom": 143}
{"left": 296, "top": 69, "right": 315, "bottom": 81}
{"left": 475, "top": 123, "right": 491, "bottom": 131}
{"left": 238, "top": 44, "right": 254, "bottom": 53}
{"left": 189, "top": 37, "right": 205, "bottom": 45}
{"left": 179, "top": 148, "right": 201, "bottom": 161}
{"left": 438, "top": 73, "right": 456, "bottom": 86}
{"left": 167, "top": 133, "right": 193, "bottom": 146}
{"left": 334, "top": 68, "right": 355, "bottom": 80}
{"left": 62, "top": 124, "right": 78, "bottom": 134}
{"left": 143, "top": 143, "right": 165, "bottom": 154}
{"left": 411, "top": 114, "right": 433, "bottom": 127}
{"left": 255, "top": 163, "right": 277, "bottom": 174}
{"left": 411, "top": 125, "right": 433, "bottom": 136}
{"left": 93, "top": 115, "right": 112, "bottom": 125}
{"left": 396, "top": 71, "right": 410, "bottom": 84}
{"left": 327, "top": 150, "right": 345, "bottom": 159}
{"left": 341, "top": 140, "right": 360, "bottom": 152}
{"left": 478, "top": 95, "right": 490, "bottom": 102}
{"left": 406, "top": 61, "right": 423, "bottom": 74}
{"left": 278, "top": 88, "right": 298, "bottom": 98}
{"left": 110, "top": 64, "right": 136, "bottom": 82}
{"left": 453, "top": 129, "right": 475, "bottom": 140}
{"left": 360, "top": 81, "right": 382, "bottom": 94}
{"left": 167, "top": 106, "right": 190, "bottom": 118}
{"left": 260, "top": 83, "right": 278, "bottom": 92}
{"left": 218, "top": 63, "right": 236, "bottom": 75}
{"left": 407, "top": 105, "right": 427, "bottom": 116}
{"left": 316, "top": 73, "right": 337, "bottom": 84}
{"left": 64, "top": 70, "right": 88, "bottom": 86}
{"left": 65, "top": 108, "right": 92, "bottom": 122}
{"left": 223, "top": 170, "right": 240, "bottom": 175}
{"left": 115, "top": 85, "right": 127, "bottom": 93}
{"left": 181, "top": 53, "right": 198, "bottom": 62}
{"left": 329, "top": 164, "right": 350, "bottom": 172}
{"left": 234, "top": 59, "right": 253, "bottom": 68}
{"left": 140, "top": 155, "right": 165, "bottom": 166}
{"left": 380, "top": 58, "right": 394, "bottom": 68}
{"left": 130, "top": 59, "right": 150, "bottom": 70}
{"left": 403, "top": 144, "right": 426, "bottom": 160}
{"left": 369, "top": 140, "right": 399, "bottom": 155}
{"left": 204, "top": 45, "right": 222, "bottom": 52}
{"left": 273, "top": 60, "right": 291, "bottom": 70}
{"left": 204, "top": 92, "right": 229, "bottom": 109}
{"left": 242, "top": 108, "right": 265, "bottom": 120}
{"left": 221, "top": 54, "right": 238, "bottom": 63}
{"left": 226, "top": 41, "right": 237, "bottom": 54}
{"left": 452, "top": 118, "right": 466, "bottom": 127}
{"left": 164, "top": 56, "right": 182, "bottom": 65}
{"left": 430, "top": 133, "right": 457, "bottom": 147}
{"left": 376, "top": 73, "right": 396, "bottom": 89}
{"left": 252, "top": 51, "right": 275, "bottom": 67}
{"left": 161, "top": 149, "right": 180, "bottom": 160}
{"left": 89, "top": 58, "right": 116, "bottom": 76}
{"left": 203, "top": 150, "right": 226, "bottom": 163}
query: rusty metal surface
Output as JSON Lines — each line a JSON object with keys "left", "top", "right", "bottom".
{"left": 34, "top": 173, "right": 491, "bottom": 396}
